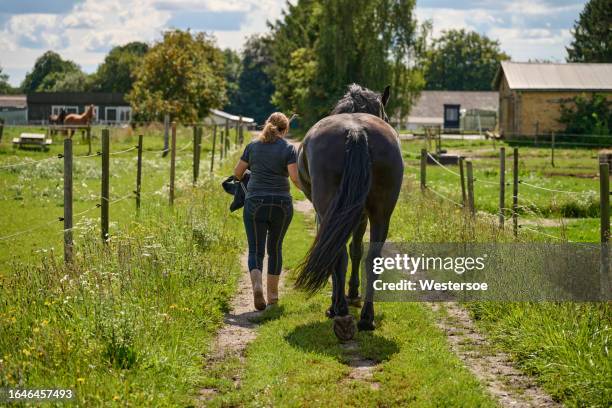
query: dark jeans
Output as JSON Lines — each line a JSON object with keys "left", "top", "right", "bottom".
{"left": 243, "top": 195, "right": 293, "bottom": 275}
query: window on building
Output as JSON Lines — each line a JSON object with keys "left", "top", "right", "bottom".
{"left": 105, "top": 107, "right": 131, "bottom": 123}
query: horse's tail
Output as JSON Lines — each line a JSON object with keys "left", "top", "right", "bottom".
{"left": 295, "top": 128, "right": 372, "bottom": 294}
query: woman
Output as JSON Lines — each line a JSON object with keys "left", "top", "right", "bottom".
{"left": 234, "top": 112, "right": 301, "bottom": 310}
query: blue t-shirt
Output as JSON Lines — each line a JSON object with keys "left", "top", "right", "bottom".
{"left": 240, "top": 138, "right": 297, "bottom": 199}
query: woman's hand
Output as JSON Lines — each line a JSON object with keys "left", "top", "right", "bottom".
{"left": 234, "top": 160, "right": 248, "bottom": 180}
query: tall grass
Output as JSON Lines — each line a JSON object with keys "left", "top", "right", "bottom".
{"left": 391, "top": 181, "right": 611, "bottom": 407}
{"left": 0, "top": 170, "right": 245, "bottom": 405}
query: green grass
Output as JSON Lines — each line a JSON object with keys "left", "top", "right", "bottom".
{"left": 203, "top": 208, "right": 497, "bottom": 408}
{"left": 0, "top": 126, "right": 248, "bottom": 406}
{"left": 0, "top": 124, "right": 243, "bottom": 270}
{"left": 402, "top": 138, "right": 602, "bottom": 220}
{"left": 390, "top": 180, "right": 611, "bottom": 407}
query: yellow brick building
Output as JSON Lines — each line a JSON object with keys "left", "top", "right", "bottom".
{"left": 493, "top": 61, "right": 612, "bottom": 137}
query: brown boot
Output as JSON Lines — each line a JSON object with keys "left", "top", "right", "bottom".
{"left": 249, "top": 269, "right": 266, "bottom": 311}
{"left": 267, "top": 274, "right": 280, "bottom": 306}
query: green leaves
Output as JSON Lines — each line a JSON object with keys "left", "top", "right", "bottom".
{"left": 566, "top": 0, "right": 612, "bottom": 63}
{"left": 268, "top": 0, "right": 426, "bottom": 128}
{"left": 424, "top": 29, "right": 509, "bottom": 91}
{"left": 127, "top": 30, "right": 227, "bottom": 123}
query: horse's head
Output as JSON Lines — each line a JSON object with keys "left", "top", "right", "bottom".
{"left": 331, "top": 84, "right": 391, "bottom": 123}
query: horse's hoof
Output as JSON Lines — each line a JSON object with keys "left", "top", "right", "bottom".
{"left": 333, "top": 315, "right": 356, "bottom": 341}
{"left": 325, "top": 307, "right": 336, "bottom": 319}
{"left": 346, "top": 296, "right": 362, "bottom": 308}
{"left": 357, "top": 319, "right": 376, "bottom": 331}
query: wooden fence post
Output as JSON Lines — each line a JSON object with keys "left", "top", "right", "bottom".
{"left": 169, "top": 122, "right": 176, "bottom": 206}
{"left": 225, "top": 119, "right": 229, "bottom": 156}
{"left": 192, "top": 126, "right": 197, "bottom": 184}
{"left": 466, "top": 159, "right": 475, "bottom": 216}
{"left": 600, "top": 162, "right": 609, "bottom": 243}
{"left": 0, "top": 120, "right": 4, "bottom": 143}
{"left": 459, "top": 156, "right": 467, "bottom": 206}
{"left": 499, "top": 147, "right": 505, "bottom": 228}
{"left": 193, "top": 126, "right": 201, "bottom": 185}
{"left": 210, "top": 124, "right": 217, "bottom": 173}
{"left": 63, "top": 138, "right": 73, "bottom": 263}
{"left": 512, "top": 147, "right": 519, "bottom": 237}
{"left": 551, "top": 131, "right": 555, "bottom": 168}
{"left": 101, "top": 129, "right": 110, "bottom": 241}
{"left": 239, "top": 117, "right": 244, "bottom": 144}
{"left": 599, "top": 161, "right": 610, "bottom": 300}
{"left": 219, "top": 130, "right": 224, "bottom": 160}
{"left": 162, "top": 114, "right": 170, "bottom": 157}
{"left": 136, "top": 134, "right": 143, "bottom": 211}
{"left": 87, "top": 126, "right": 92, "bottom": 156}
{"left": 420, "top": 148, "right": 427, "bottom": 191}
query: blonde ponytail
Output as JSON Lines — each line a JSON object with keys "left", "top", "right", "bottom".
{"left": 261, "top": 112, "right": 289, "bottom": 143}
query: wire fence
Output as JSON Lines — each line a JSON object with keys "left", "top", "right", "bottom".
{"left": 0, "top": 124, "right": 244, "bottom": 250}
{"left": 420, "top": 146, "right": 606, "bottom": 244}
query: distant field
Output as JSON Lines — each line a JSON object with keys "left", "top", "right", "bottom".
{"left": 400, "top": 137, "right": 605, "bottom": 243}
{"left": 0, "top": 124, "right": 242, "bottom": 272}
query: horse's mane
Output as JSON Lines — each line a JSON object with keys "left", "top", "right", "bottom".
{"left": 330, "top": 83, "right": 381, "bottom": 116}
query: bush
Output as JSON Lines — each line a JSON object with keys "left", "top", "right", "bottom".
{"left": 559, "top": 93, "right": 612, "bottom": 136}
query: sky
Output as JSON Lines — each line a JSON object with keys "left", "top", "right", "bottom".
{"left": 0, "top": 0, "right": 588, "bottom": 86}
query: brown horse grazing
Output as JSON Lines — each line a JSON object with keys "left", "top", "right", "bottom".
{"left": 295, "top": 84, "right": 404, "bottom": 341}
{"left": 64, "top": 105, "right": 94, "bottom": 135}
{"left": 49, "top": 108, "right": 67, "bottom": 125}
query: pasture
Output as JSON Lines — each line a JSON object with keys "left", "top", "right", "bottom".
{"left": 400, "top": 137, "right": 603, "bottom": 242}
{"left": 0, "top": 129, "right": 610, "bottom": 407}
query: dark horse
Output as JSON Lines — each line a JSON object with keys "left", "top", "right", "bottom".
{"left": 295, "top": 84, "right": 404, "bottom": 341}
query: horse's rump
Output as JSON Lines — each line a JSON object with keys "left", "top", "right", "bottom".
{"left": 295, "top": 113, "right": 403, "bottom": 293}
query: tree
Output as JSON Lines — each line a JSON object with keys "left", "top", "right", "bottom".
{"left": 229, "top": 35, "right": 276, "bottom": 124}
{"left": 222, "top": 48, "right": 242, "bottom": 114}
{"left": 0, "top": 66, "right": 12, "bottom": 94}
{"left": 127, "top": 30, "right": 227, "bottom": 122}
{"left": 424, "top": 29, "right": 509, "bottom": 91}
{"left": 92, "top": 42, "right": 149, "bottom": 93}
{"left": 37, "top": 70, "right": 93, "bottom": 92}
{"left": 566, "top": 0, "right": 612, "bottom": 62}
{"left": 21, "top": 51, "right": 80, "bottom": 92}
{"left": 559, "top": 93, "right": 611, "bottom": 135}
{"left": 268, "top": 0, "right": 427, "bottom": 127}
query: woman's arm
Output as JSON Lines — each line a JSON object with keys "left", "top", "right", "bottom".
{"left": 234, "top": 160, "right": 248, "bottom": 180}
{"left": 288, "top": 163, "right": 301, "bottom": 191}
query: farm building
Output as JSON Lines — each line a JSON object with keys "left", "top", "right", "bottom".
{"left": 0, "top": 95, "right": 27, "bottom": 124}
{"left": 27, "top": 92, "right": 131, "bottom": 124}
{"left": 205, "top": 109, "right": 255, "bottom": 127}
{"left": 493, "top": 61, "right": 612, "bottom": 137}
{"left": 395, "top": 91, "right": 498, "bottom": 132}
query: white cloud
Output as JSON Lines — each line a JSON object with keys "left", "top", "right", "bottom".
{"left": 0, "top": 0, "right": 583, "bottom": 86}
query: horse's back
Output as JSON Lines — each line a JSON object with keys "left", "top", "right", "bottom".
{"left": 300, "top": 113, "right": 404, "bottom": 217}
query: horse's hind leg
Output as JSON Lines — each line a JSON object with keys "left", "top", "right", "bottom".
{"left": 358, "top": 220, "right": 390, "bottom": 332}
{"left": 347, "top": 213, "right": 367, "bottom": 307}
{"left": 331, "top": 247, "right": 355, "bottom": 341}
